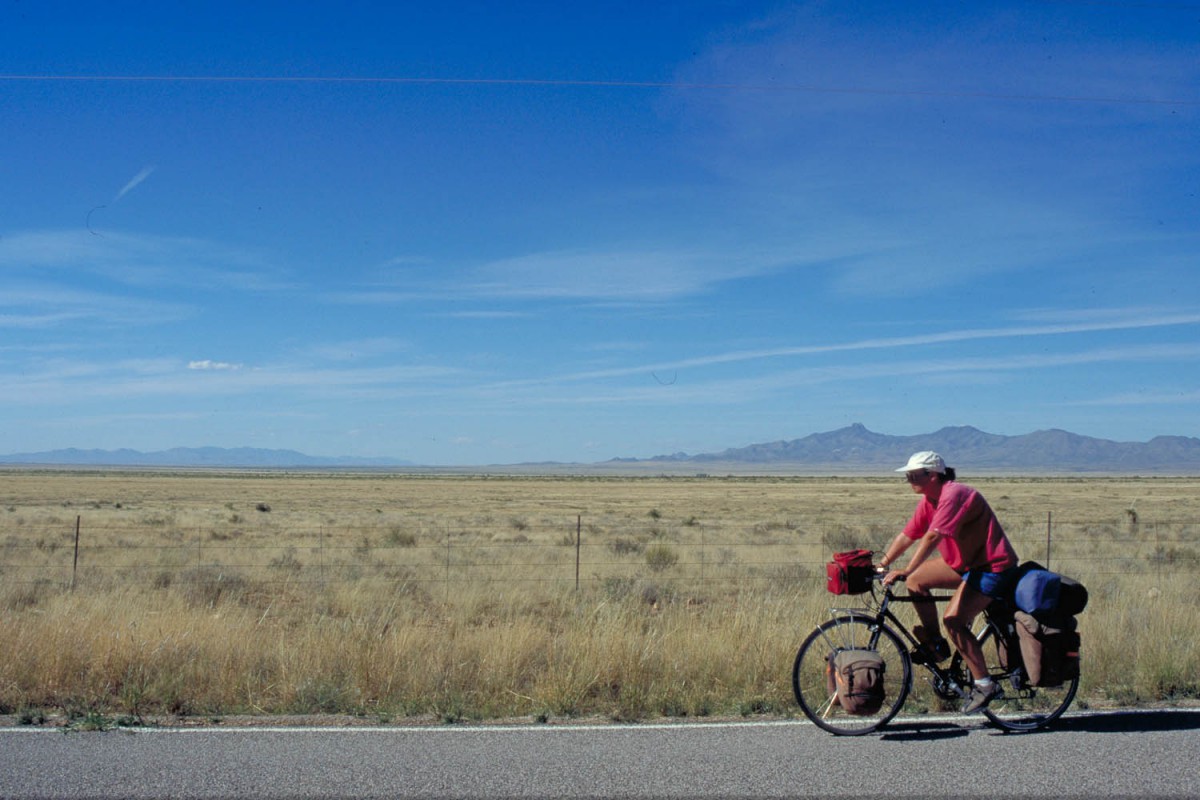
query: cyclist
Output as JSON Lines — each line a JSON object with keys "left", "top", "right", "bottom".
{"left": 877, "top": 451, "right": 1021, "bottom": 713}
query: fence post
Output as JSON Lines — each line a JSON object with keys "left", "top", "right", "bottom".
{"left": 1045, "top": 511, "right": 1052, "bottom": 569}
{"left": 575, "top": 515, "right": 581, "bottom": 592}
{"left": 70, "top": 515, "right": 81, "bottom": 591}
{"left": 1155, "top": 521, "right": 1161, "bottom": 586}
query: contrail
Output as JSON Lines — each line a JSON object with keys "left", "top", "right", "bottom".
{"left": 88, "top": 165, "right": 155, "bottom": 235}
{"left": 113, "top": 165, "right": 155, "bottom": 203}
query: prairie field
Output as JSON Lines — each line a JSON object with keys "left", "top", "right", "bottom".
{"left": 1, "top": 469, "right": 1197, "bottom": 726}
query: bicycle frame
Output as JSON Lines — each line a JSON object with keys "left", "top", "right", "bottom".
{"left": 826, "top": 581, "right": 971, "bottom": 699}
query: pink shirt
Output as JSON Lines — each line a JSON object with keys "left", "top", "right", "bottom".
{"left": 902, "top": 481, "right": 1018, "bottom": 573}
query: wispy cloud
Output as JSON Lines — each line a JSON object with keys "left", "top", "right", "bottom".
{"left": 305, "top": 338, "right": 413, "bottom": 362}
{"left": 0, "top": 229, "right": 290, "bottom": 292}
{"left": 1071, "top": 389, "right": 1200, "bottom": 408}
{"left": 438, "top": 310, "right": 529, "bottom": 319}
{"left": 488, "top": 309, "right": 1200, "bottom": 388}
{"left": 465, "top": 248, "right": 792, "bottom": 302}
{"left": 677, "top": 5, "right": 1200, "bottom": 115}
{"left": 663, "top": 6, "right": 1200, "bottom": 301}
{"left": 188, "top": 360, "right": 242, "bottom": 371}
{"left": 0, "top": 356, "right": 466, "bottom": 406}
{"left": 478, "top": 340, "right": 1200, "bottom": 410}
{"left": 0, "top": 312, "right": 90, "bottom": 329}
{"left": 1, "top": 284, "right": 192, "bottom": 328}
{"left": 334, "top": 245, "right": 808, "bottom": 307}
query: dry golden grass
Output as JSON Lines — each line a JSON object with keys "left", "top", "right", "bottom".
{"left": 1, "top": 470, "right": 1197, "bottom": 724}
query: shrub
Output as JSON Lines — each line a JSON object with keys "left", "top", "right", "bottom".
{"left": 645, "top": 544, "right": 679, "bottom": 573}
{"left": 178, "top": 566, "right": 249, "bottom": 607}
{"left": 610, "top": 537, "right": 643, "bottom": 556}
{"left": 386, "top": 528, "right": 418, "bottom": 547}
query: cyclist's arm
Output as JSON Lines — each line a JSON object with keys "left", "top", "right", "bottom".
{"left": 877, "top": 532, "right": 912, "bottom": 571}
{"left": 881, "top": 529, "right": 943, "bottom": 584}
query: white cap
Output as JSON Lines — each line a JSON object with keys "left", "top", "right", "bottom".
{"left": 896, "top": 451, "right": 946, "bottom": 474}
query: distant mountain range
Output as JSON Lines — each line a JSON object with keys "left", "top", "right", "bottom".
{"left": 0, "top": 447, "right": 410, "bottom": 469}
{"left": 3, "top": 424, "right": 1200, "bottom": 472}
{"left": 629, "top": 423, "right": 1200, "bottom": 473}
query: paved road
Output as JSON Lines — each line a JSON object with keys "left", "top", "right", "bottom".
{"left": 2, "top": 709, "right": 1198, "bottom": 798}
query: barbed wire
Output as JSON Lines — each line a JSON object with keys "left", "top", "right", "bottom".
{"left": 2, "top": 515, "right": 1193, "bottom": 591}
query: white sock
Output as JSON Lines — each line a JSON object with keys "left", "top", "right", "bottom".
{"left": 975, "top": 677, "right": 994, "bottom": 688}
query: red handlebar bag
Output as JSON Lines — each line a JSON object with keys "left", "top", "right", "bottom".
{"left": 826, "top": 549, "right": 874, "bottom": 595}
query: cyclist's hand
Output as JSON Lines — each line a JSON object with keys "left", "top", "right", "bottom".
{"left": 881, "top": 569, "right": 907, "bottom": 586}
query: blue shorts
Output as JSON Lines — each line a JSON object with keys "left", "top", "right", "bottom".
{"left": 963, "top": 566, "right": 1020, "bottom": 600}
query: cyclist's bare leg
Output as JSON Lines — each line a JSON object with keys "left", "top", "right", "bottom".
{"left": 904, "top": 558, "right": 960, "bottom": 638}
{"left": 943, "top": 582, "right": 993, "bottom": 680}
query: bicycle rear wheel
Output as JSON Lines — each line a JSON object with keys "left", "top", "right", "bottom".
{"left": 970, "top": 621, "right": 1078, "bottom": 732}
{"left": 792, "top": 614, "right": 911, "bottom": 735}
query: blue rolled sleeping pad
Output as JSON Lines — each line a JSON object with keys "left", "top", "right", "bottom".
{"left": 1015, "top": 566, "right": 1061, "bottom": 616}
{"left": 1012, "top": 561, "right": 1088, "bottom": 625}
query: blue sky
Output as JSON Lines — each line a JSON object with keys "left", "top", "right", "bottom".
{"left": 2, "top": 1, "right": 1198, "bottom": 465}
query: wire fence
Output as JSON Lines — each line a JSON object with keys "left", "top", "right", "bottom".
{"left": 3, "top": 512, "right": 1198, "bottom": 599}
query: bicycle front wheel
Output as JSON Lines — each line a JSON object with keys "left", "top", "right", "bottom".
{"left": 792, "top": 614, "right": 911, "bottom": 736}
{"left": 973, "top": 622, "right": 1079, "bottom": 732}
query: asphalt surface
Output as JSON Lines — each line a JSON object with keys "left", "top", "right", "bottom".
{"left": 2, "top": 709, "right": 1198, "bottom": 798}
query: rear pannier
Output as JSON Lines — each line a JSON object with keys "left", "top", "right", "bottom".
{"left": 1014, "top": 611, "right": 1080, "bottom": 688}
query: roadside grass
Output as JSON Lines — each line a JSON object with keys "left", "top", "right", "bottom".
{"left": 2, "top": 472, "right": 1198, "bottom": 723}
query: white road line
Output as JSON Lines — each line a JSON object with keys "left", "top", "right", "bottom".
{"left": 0, "top": 712, "right": 1034, "bottom": 734}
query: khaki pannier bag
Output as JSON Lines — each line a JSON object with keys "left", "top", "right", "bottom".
{"left": 1014, "top": 610, "right": 1080, "bottom": 688}
{"left": 829, "top": 649, "right": 886, "bottom": 715}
